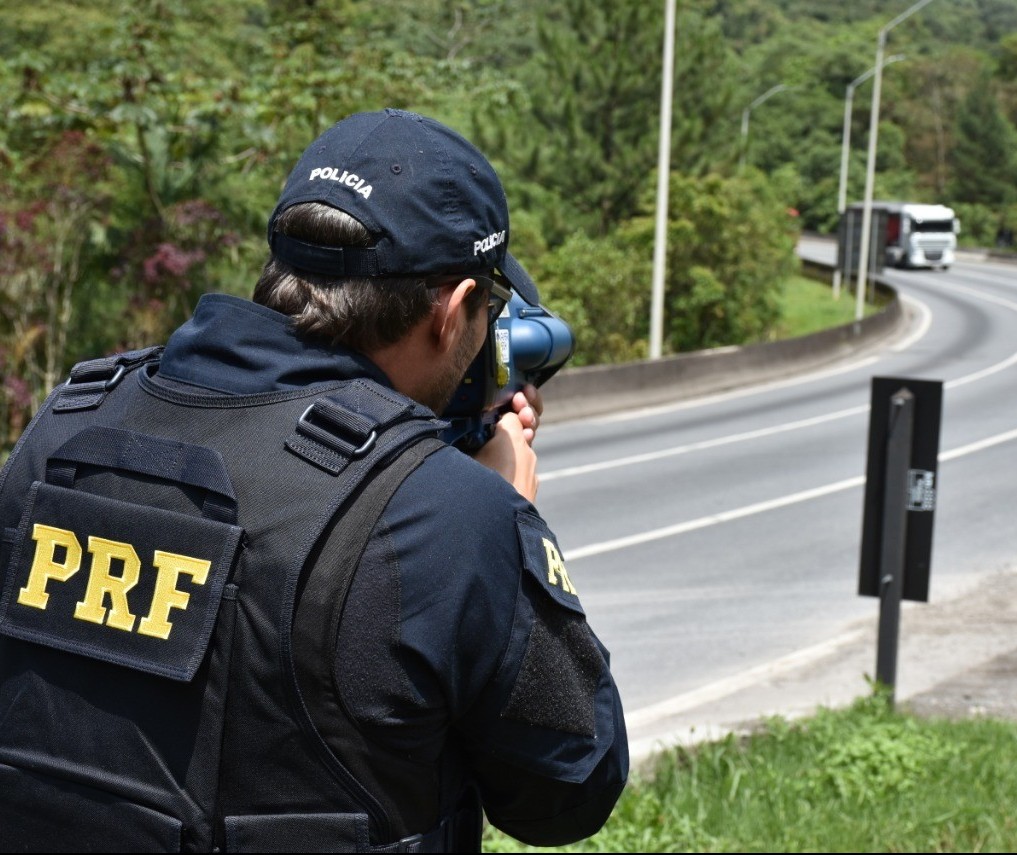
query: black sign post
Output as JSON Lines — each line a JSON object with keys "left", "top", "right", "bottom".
{"left": 859, "top": 377, "right": 943, "bottom": 705}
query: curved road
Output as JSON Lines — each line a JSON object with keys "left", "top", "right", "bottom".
{"left": 534, "top": 237, "right": 1017, "bottom": 754}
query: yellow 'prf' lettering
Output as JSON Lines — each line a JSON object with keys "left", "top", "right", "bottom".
{"left": 137, "top": 551, "right": 211, "bottom": 640}
{"left": 74, "top": 537, "right": 141, "bottom": 632}
{"left": 18, "top": 524, "right": 83, "bottom": 609}
{"left": 16, "top": 528, "right": 211, "bottom": 641}
{"left": 542, "top": 537, "right": 577, "bottom": 595}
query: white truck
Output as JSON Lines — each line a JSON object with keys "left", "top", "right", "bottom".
{"left": 848, "top": 201, "right": 960, "bottom": 270}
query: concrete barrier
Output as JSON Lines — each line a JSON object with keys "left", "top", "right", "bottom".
{"left": 541, "top": 275, "right": 902, "bottom": 425}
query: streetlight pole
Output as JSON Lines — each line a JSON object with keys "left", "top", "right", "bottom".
{"left": 739, "top": 84, "right": 790, "bottom": 174}
{"left": 649, "top": 0, "right": 676, "bottom": 360}
{"left": 833, "top": 55, "right": 905, "bottom": 300}
{"left": 855, "top": 0, "right": 938, "bottom": 322}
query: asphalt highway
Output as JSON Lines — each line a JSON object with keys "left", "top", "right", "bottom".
{"left": 533, "top": 237, "right": 1017, "bottom": 761}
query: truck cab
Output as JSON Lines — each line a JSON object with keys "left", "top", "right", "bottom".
{"left": 850, "top": 201, "right": 960, "bottom": 270}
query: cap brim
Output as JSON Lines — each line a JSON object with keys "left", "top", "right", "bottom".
{"left": 499, "top": 253, "right": 540, "bottom": 306}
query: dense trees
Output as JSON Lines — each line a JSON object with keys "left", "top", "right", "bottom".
{"left": 2, "top": 0, "right": 1017, "bottom": 448}
{"left": 950, "top": 71, "right": 1017, "bottom": 205}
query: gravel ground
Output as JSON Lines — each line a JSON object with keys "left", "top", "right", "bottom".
{"left": 899, "top": 568, "right": 1017, "bottom": 722}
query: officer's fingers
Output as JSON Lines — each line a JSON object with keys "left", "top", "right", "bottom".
{"left": 495, "top": 411, "right": 530, "bottom": 452}
{"left": 511, "top": 408, "right": 538, "bottom": 446}
{"left": 511, "top": 390, "right": 540, "bottom": 440}
{"left": 500, "top": 414, "right": 539, "bottom": 500}
{"left": 497, "top": 410, "right": 523, "bottom": 435}
{"left": 521, "top": 383, "right": 544, "bottom": 418}
{"left": 473, "top": 414, "right": 539, "bottom": 501}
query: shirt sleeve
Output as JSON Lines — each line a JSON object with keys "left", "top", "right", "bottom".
{"left": 335, "top": 448, "right": 628, "bottom": 845}
{"left": 453, "top": 509, "right": 629, "bottom": 846}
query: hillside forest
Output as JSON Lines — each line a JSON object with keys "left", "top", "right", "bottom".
{"left": 2, "top": 0, "right": 1016, "bottom": 447}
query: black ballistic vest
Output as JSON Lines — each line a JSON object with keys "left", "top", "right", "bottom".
{"left": 0, "top": 349, "right": 473, "bottom": 852}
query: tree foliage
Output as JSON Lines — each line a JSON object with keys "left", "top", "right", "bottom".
{"left": 471, "top": 0, "right": 665, "bottom": 239}
{"left": 2, "top": 0, "right": 1017, "bottom": 447}
{"left": 950, "top": 71, "right": 1017, "bottom": 205}
{"left": 535, "top": 231, "right": 651, "bottom": 367}
{"left": 624, "top": 170, "right": 801, "bottom": 353}
{"left": 0, "top": 131, "right": 112, "bottom": 440}
{"left": 471, "top": 0, "right": 737, "bottom": 241}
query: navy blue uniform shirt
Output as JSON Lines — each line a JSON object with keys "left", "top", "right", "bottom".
{"left": 158, "top": 294, "right": 628, "bottom": 845}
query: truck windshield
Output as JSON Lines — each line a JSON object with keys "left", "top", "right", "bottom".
{"left": 911, "top": 219, "right": 954, "bottom": 233}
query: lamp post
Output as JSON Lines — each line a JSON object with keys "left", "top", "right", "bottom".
{"left": 833, "top": 55, "right": 905, "bottom": 300}
{"left": 739, "top": 84, "right": 790, "bottom": 174}
{"left": 855, "top": 0, "right": 938, "bottom": 322}
{"left": 649, "top": 0, "right": 676, "bottom": 360}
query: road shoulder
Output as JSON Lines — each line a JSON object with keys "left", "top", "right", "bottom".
{"left": 628, "top": 564, "right": 1017, "bottom": 770}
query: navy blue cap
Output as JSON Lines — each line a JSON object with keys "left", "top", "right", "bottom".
{"left": 267, "top": 108, "right": 539, "bottom": 305}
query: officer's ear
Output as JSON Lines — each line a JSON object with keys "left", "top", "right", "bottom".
{"left": 431, "top": 278, "right": 478, "bottom": 355}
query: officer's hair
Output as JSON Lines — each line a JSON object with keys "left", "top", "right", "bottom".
{"left": 255, "top": 203, "right": 483, "bottom": 353}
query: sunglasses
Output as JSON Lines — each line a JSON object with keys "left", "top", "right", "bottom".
{"left": 426, "top": 273, "right": 512, "bottom": 325}
{"left": 472, "top": 274, "right": 512, "bottom": 325}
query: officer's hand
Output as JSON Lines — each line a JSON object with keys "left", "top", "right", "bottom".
{"left": 474, "top": 411, "right": 539, "bottom": 502}
{"left": 512, "top": 383, "right": 543, "bottom": 446}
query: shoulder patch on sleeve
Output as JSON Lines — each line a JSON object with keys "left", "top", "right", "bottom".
{"left": 515, "top": 511, "right": 584, "bottom": 617}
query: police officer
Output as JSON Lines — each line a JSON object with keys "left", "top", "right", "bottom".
{"left": 0, "top": 108, "right": 627, "bottom": 852}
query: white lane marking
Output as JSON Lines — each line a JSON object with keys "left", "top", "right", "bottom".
{"left": 564, "top": 477, "right": 865, "bottom": 561}
{"left": 624, "top": 627, "right": 866, "bottom": 729}
{"left": 932, "top": 277, "right": 1017, "bottom": 313}
{"left": 938, "top": 265, "right": 1017, "bottom": 288}
{"left": 542, "top": 406, "right": 868, "bottom": 483}
{"left": 931, "top": 281, "right": 1017, "bottom": 390}
{"left": 940, "top": 426, "right": 1017, "bottom": 461}
{"left": 575, "top": 288, "right": 934, "bottom": 428}
{"left": 543, "top": 286, "right": 1017, "bottom": 484}
{"left": 564, "top": 425, "right": 1017, "bottom": 562}
{"left": 552, "top": 354, "right": 880, "bottom": 429}
{"left": 945, "top": 349, "right": 1017, "bottom": 389}
{"left": 903, "top": 274, "right": 1016, "bottom": 313}
{"left": 620, "top": 429, "right": 1017, "bottom": 736}
{"left": 891, "top": 293, "right": 932, "bottom": 351}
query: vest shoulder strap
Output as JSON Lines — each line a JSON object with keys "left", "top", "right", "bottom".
{"left": 285, "top": 379, "right": 444, "bottom": 477}
{"left": 286, "top": 435, "right": 465, "bottom": 849}
{"left": 292, "top": 435, "right": 445, "bottom": 706}
{"left": 52, "top": 346, "right": 164, "bottom": 413}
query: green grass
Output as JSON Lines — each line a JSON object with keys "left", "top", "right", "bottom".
{"left": 484, "top": 691, "right": 1017, "bottom": 853}
{"left": 771, "top": 274, "right": 879, "bottom": 341}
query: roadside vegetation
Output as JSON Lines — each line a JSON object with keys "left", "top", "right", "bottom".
{"left": 4, "top": 0, "right": 1015, "bottom": 451}
{"left": 484, "top": 690, "right": 1017, "bottom": 853}
{"left": 770, "top": 274, "right": 880, "bottom": 341}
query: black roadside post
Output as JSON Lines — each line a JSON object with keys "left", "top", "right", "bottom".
{"left": 874, "top": 389, "right": 914, "bottom": 699}
{"left": 859, "top": 377, "right": 943, "bottom": 708}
